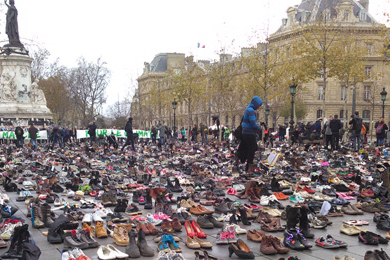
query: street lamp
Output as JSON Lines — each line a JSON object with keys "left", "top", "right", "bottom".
{"left": 265, "top": 104, "right": 270, "bottom": 126}
{"left": 380, "top": 87, "right": 387, "bottom": 118}
{"left": 289, "top": 83, "right": 297, "bottom": 139}
{"left": 172, "top": 99, "right": 177, "bottom": 138}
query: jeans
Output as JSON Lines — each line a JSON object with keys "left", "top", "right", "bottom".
{"left": 160, "top": 137, "right": 165, "bottom": 146}
{"left": 331, "top": 133, "right": 340, "bottom": 150}
{"left": 30, "top": 138, "right": 37, "bottom": 150}
{"left": 378, "top": 138, "right": 385, "bottom": 146}
{"left": 16, "top": 138, "right": 24, "bottom": 148}
{"left": 352, "top": 131, "right": 361, "bottom": 150}
{"left": 202, "top": 135, "right": 208, "bottom": 145}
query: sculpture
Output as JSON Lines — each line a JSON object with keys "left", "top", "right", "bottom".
{"left": 31, "top": 79, "right": 46, "bottom": 104}
{"left": 4, "top": 0, "right": 24, "bottom": 48}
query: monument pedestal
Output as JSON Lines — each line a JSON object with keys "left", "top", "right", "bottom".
{"left": 0, "top": 47, "right": 53, "bottom": 125}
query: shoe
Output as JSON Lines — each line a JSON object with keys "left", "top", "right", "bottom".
{"left": 63, "top": 230, "right": 89, "bottom": 249}
{"left": 316, "top": 236, "right": 341, "bottom": 248}
{"left": 126, "top": 230, "right": 141, "bottom": 258}
{"left": 270, "top": 235, "right": 289, "bottom": 254}
{"left": 137, "top": 229, "right": 155, "bottom": 257}
{"left": 107, "top": 244, "right": 128, "bottom": 259}
{"left": 97, "top": 245, "right": 117, "bottom": 260}
{"left": 113, "top": 225, "right": 129, "bottom": 246}
{"left": 185, "top": 236, "right": 201, "bottom": 249}
{"left": 125, "top": 204, "right": 142, "bottom": 215}
{"left": 360, "top": 231, "right": 388, "bottom": 245}
{"left": 171, "top": 217, "right": 182, "bottom": 232}
{"left": 207, "top": 215, "right": 224, "bottom": 228}
{"left": 283, "top": 229, "right": 306, "bottom": 250}
{"left": 247, "top": 230, "right": 264, "bottom": 242}
{"left": 193, "top": 235, "right": 212, "bottom": 248}
{"left": 216, "top": 231, "right": 229, "bottom": 245}
{"left": 191, "top": 220, "right": 207, "bottom": 238}
{"left": 340, "top": 224, "right": 366, "bottom": 236}
{"left": 197, "top": 215, "right": 214, "bottom": 229}
{"left": 95, "top": 222, "right": 108, "bottom": 238}
{"left": 377, "top": 215, "right": 390, "bottom": 231}
{"left": 79, "top": 228, "right": 99, "bottom": 248}
{"left": 228, "top": 239, "right": 255, "bottom": 259}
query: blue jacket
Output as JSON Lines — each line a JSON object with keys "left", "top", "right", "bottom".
{"left": 242, "top": 96, "right": 262, "bottom": 135}
{"left": 311, "top": 120, "right": 322, "bottom": 133}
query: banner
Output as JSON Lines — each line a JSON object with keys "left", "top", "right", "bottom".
{"left": 0, "top": 130, "right": 48, "bottom": 140}
{"left": 76, "top": 129, "right": 155, "bottom": 139}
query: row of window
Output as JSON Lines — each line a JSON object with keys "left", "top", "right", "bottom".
{"left": 316, "top": 109, "right": 371, "bottom": 121}
{"left": 318, "top": 85, "right": 373, "bottom": 101}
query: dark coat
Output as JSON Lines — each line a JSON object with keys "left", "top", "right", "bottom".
{"left": 329, "top": 118, "right": 343, "bottom": 134}
{"left": 28, "top": 126, "right": 38, "bottom": 139}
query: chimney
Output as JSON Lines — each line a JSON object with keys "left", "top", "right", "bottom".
{"left": 359, "top": 0, "right": 369, "bottom": 11}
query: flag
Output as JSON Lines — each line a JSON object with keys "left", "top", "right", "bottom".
{"left": 197, "top": 43, "right": 200, "bottom": 48}
{"left": 202, "top": 45, "right": 205, "bottom": 48}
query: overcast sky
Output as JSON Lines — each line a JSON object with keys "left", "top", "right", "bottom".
{"left": 1, "top": 0, "right": 389, "bottom": 115}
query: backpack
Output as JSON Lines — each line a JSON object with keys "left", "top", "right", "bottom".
{"left": 361, "top": 124, "right": 366, "bottom": 135}
{"left": 15, "top": 127, "right": 23, "bottom": 137}
{"left": 376, "top": 123, "right": 384, "bottom": 134}
{"left": 233, "top": 117, "right": 243, "bottom": 140}
{"left": 355, "top": 117, "right": 363, "bottom": 131}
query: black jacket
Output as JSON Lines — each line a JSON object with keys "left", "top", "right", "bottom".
{"left": 88, "top": 123, "right": 97, "bottom": 137}
{"left": 125, "top": 121, "right": 133, "bottom": 136}
{"left": 349, "top": 115, "right": 363, "bottom": 132}
{"left": 329, "top": 118, "right": 343, "bottom": 134}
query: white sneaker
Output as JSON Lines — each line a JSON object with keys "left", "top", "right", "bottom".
{"left": 71, "top": 247, "right": 86, "bottom": 259}
{"left": 107, "top": 244, "right": 129, "bottom": 259}
{"left": 0, "top": 194, "right": 9, "bottom": 202}
{"left": 260, "top": 196, "right": 269, "bottom": 206}
{"left": 93, "top": 212, "right": 104, "bottom": 222}
{"left": 268, "top": 195, "right": 278, "bottom": 201}
{"left": 82, "top": 213, "right": 92, "bottom": 223}
{"left": 95, "top": 208, "right": 106, "bottom": 219}
{"left": 228, "top": 224, "right": 247, "bottom": 234}
{"left": 104, "top": 208, "right": 113, "bottom": 216}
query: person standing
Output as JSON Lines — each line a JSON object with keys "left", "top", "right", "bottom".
{"left": 122, "top": 118, "right": 135, "bottom": 152}
{"left": 87, "top": 121, "right": 97, "bottom": 146}
{"left": 349, "top": 111, "right": 363, "bottom": 151}
{"left": 159, "top": 123, "right": 166, "bottom": 146}
{"left": 14, "top": 125, "right": 24, "bottom": 148}
{"left": 236, "top": 96, "right": 262, "bottom": 173}
{"left": 330, "top": 114, "right": 343, "bottom": 150}
{"left": 278, "top": 124, "right": 286, "bottom": 142}
{"left": 323, "top": 116, "right": 333, "bottom": 150}
{"left": 375, "top": 118, "right": 388, "bottom": 146}
{"left": 28, "top": 123, "right": 38, "bottom": 150}
{"left": 151, "top": 125, "right": 157, "bottom": 144}
{"left": 200, "top": 123, "right": 208, "bottom": 145}
{"left": 192, "top": 125, "right": 198, "bottom": 142}
{"left": 311, "top": 118, "right": 322, "bottom": 140}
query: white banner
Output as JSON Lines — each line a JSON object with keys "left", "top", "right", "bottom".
{"left": 0, "top": 130, "right": 48, "bottom": 140}
{"left": 76, "top": 129, "right": 154, "bottom": 139}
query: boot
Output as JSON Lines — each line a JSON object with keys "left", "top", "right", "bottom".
{"left": 41, "top": 203, "right": 54, "bottom": 227}
{"left": 299, "top": 206, "right": 314, "bottom": 238}
{"left": 285, "top": 206, "right": 300, "bottom": 229}
{"left": 137, "top": 229, "right": 154, "bottom": 257}
{"left": 382, "top": 170, "right": 390, "bottom": 192}
{"left": 2, "top": 224, "right": 28, "bottom": 259}
{"left": 126, "top": 230, "right": 141, "bottom": 258}
{"left": 31, "top": 204, "right": 45, "bottom": 229}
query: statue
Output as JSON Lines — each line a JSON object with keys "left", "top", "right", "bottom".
{"left": 4, "top": 0, "right": 24, "bottom": 48}
{"left": 31, "top": 79, "right": 46, "bottom": 104}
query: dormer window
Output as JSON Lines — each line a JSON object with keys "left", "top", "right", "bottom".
{"left": 343, "top": 10, "right": 349, "bottom": 21}
{"left": 324, "top": 9, "right": 331, "bottom": 21}
{"left": 360, "top": 11, "right": 367, "bottom": 21}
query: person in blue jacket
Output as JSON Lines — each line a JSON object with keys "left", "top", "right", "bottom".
{"left": 237, "top": 96, "right": 262, "bottom": 173}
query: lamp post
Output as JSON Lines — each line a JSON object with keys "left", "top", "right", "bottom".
{"left": 172, "top": 99, "right": 177, "bottom": 138}
{"left": 289, "top": 83, "right": 297, "bottom": 139}
{"left": 380, "top": 88, "right": 387, "bottom": 118}
{"left": 265, "top": 104, "right": 270, "bottom": 127}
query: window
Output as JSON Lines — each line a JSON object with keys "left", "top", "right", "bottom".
{"left": 324, "top": 10, "right": 331, "bottom": 21}
{"left": 318, "top": 85, "right": 324, "bottom": 100}
{"left": 343, "top": 10, "right": 349, "bottom": 21}
{"left": 365, "top": 66, "right": 372, "bottom": 79}
{"left": 364, "top": 85, "right": 371, "bottom": 100}
{"left": 366, "top": 43, "right": 372, "bottom": 55}
{"left": 225, "top": 115, "right": 229, "bottom": 124}
{"left": 341, "top": 85, "right": 347, "bottom": 100}
{"left": 317, "top": 110, "right": 323, "bottom": 119}
{"left": 340, "top": 110, "right": 346, "bottom": 119}
{"left": 362, "top": 110, "right": 370, "bottom": 122}
{"left": 360, "top": 11, "right": 367, "bottom": 21}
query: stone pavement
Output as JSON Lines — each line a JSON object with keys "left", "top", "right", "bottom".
{"left": 1, "top": 184, "right": 389, "bottom": 260}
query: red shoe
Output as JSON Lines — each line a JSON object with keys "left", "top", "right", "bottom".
{"left": 191, "top": 220, "right": 207, "bottom": 238}
{"left": 227, "top": 188, "right": 237, "bottom": 195}
{"left": 303, "top": 186, "right": 315, "bottom": 194}
{"left": 361, "top": 188, "right": 374, "bottom": 198}
{"left": 184, "top": 220, "right": 196, "bottom": 238}
{"left": 89, "top": 191, "right": 97, "bottom": 197}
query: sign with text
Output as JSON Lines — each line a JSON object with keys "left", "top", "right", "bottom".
{"left": 76, "top": 129, "right": 155, "bottom": 139}
{"left": 0, "top": 130, "right": 48, "bottom": 140}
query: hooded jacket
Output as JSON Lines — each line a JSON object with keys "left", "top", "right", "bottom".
{"left": 242, "top": 96, "right": 262, "bottom": 135}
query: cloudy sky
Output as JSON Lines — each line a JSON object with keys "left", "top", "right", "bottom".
{"left": 1, "top": 0, "right": 389, "bottom": 115}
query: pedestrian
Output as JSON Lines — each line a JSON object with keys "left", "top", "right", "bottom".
{"left": 159, "top": 123, "right": 166, "bottom": 146}
{"left": 323, "top": 116, "right": 333, "bottom": 150}
{"left": 14, "top": 125, "right": 24, "bottom": 148}
{"left": 236, "top": 96, "right": 262, "bottom": 173}
{"left": 375, "top": 118, "right": 388, "bottom": 146}
{"left": 278, "top": 124, "right": 286, "bottom": 142}
{"left": 349, "top": 111, "right": 363, "bottom": 151}
{"left": 87, "top": 121, "right": 97, "bottom": 146}
{"left": 28, "top": 123, "right": 38, "bottom": 150}
{"left": 200, "top": 123, "right": 208, "bottom": 145}
{"left": 151, "top": 125, "right": 157, "bottom": 144}
{"left": 311, "top": 118, "right": 322, "bottom": 140}
{"left": 122, "top": 118, "right": 135, "bottom": 152}
{"left": 181, "top": 127, "right": 186, "bottom": 142}
{"left": 330, "top": 114, "right": 343, "bottom": 150}
{"left": 192, "top": 125, "right": 198, "bottom": 142}
{"left": 225, "top": 126, "right": 231, "bottom": 141}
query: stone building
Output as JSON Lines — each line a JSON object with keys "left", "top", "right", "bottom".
{"left": 131, "top": 0, "right": 390, "bottom": 132}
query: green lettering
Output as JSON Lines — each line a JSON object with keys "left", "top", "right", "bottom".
{"left": 3, "top": 132, "right": 9, "bottom": 139}
{"left": 102, "top": 129, "right": 107, "bottom": 136}
{"left": 9, "top": 132, "right": 15, "bottom": 139}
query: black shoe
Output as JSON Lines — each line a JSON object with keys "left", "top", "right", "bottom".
{"left": 364, "top": 231, "right": 389, "bottom": 244}
{"left": 228, "top": 239, "right": 255, "bottom": 259}
{"left": 359, "top": 231, "right": 379, "bottom": 245}
{"left": 197, "top": 215, "right": 214, "bottom": 229}
{"left": 297, "top": 229, "right": 313, "bottom": 249}
{"left": 207, "top": 215, "right": 224, "bottom": 228}
{"left": 144, "top": 193, "right": 153, "bottom": 210}
{"left": 238, "top": 207, "right": 251, "bottom": 226}
{"left": 283, "top": 229, "right": 306, "bottom": 250}
{"left": 376, "top": 215, "right": 390, "bottom": 231}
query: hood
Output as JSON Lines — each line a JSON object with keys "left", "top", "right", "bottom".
{"left": 249, "top": 96, "right": 263, "bottom": 110}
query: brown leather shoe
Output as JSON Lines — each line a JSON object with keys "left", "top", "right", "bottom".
{"left": 136, "top": 223, "right": 151, "bottom": 235}
{"left": 95, "top": 221, "right": 108, "bottom": 238}
{"left": 270, "top": 236, "right": 289, "bottom": 254}
{"left": 247, "top": 230, "right": 263, "bottom": 242}
{"left": 193, "top": 235, "right": 212, "bottom": 248}
{"left": 171, "top": 218, "right": 182, "bottom": 232}
{"left": 260, "top": 235, "right": 277, "bottom": 255}
{"left": 161, "top": 219, "right": 174, "bottom": 233}
{"left": 197, "top": 205, "right": 214, "bottom": 214}
{"left": 254, "top": 211, "right": 272, "bottom": 223}
{"left": 190, "top": 206, "right": 204, "bottom": 215}
{"left": 146, "top": 222, "right": 158, "bottom": 235}
{"left": 113, "top": 225, "right": 129, "bottom": 246}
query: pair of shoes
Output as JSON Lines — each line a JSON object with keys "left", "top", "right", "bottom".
{"left": 185, "top": 220, "right": 207, "bottom": 238}
{"left": 158, "top": 234, "right": 181, "bottom": 253}
{"left": 228, "top": 239, "right": 255, "bottom": 259}
{"left": 364, "top": 249, "right": 390, "bottom": 260}
{"left": 316, "top": 235, "right": 348, "bottom": 248}
{"left": 261, "top": 235, "right": 289, "bottom": 255}
{"left": 194, "top": 250, "right": 220, "bottom": 260}
{"left": 358, "top": 231, "right": 389, "bottom": 245}
{"left": 283, "top": 228, "right": 312, "bottom": 250}
{"left": 137, "top": 221, "right": 159, "bottom": 235}
{"left": 126, "top": 230, "right": 155, "bottom": 258}
{"left": 216, "top": 225, "right": 237, "bottom": 244}
{"left": 185, "top": 235, "right": 212, "bottom": 249}
{"left": 247, "top": 230, "right": 265, "bottom": 242}
{"left": 62, "top": 248, "right": 92, "bottom": 260}
{"left": 340, "top": 224, "right": 366, "bottom": 235}
{"left": 333, "top": 255, "right": 355, "bottom": 260}
{"left": 97, "top": 244, "right": 128, "bottom": 259}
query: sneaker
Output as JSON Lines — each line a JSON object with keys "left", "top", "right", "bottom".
{"left": 216, "top": 231, "right": 229, "bottom": 245}
{"left": 92, "top": 212, "right": 104, "bottom": 222}
{"left": 326, "top": 235, "right": 348, "bottom": 248}
{"left": 316, "top": 236, "right": 341, "bottom": 249}
{"left": 358, "top": 231, "right": 379, "bottom": 245}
